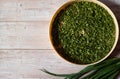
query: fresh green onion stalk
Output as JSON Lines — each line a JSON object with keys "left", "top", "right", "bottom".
{"left": 41, "top": 58, "right": 120, "bottom": 79}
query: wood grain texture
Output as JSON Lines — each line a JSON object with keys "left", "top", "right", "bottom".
{"left": 0, "top": 0, "right": 68, "bottom": 49}
{"left": 0, "top": 0, "right": 119, "bottom": 79}
{"left": 0, "top": 50, "right": 85, "bottom": 79}
{"left": 0, "top": 21, "right": 52, "bottom": 49}
{"left": 0, "top": 0, "right": 68, "bottom": 21}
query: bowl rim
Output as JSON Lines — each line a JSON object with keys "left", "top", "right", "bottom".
{"left": 49, "top": 0, "right": 119, "bottom": 65}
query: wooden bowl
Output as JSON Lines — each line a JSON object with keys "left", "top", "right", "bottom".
{"left": 49, "top": 0, "right": 119, "bottom": 65}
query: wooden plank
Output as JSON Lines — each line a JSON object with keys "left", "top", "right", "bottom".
{"left": 0, "top": 0, "right": 68, "bottom": 21}
{"left": 0, "top": 50, "right": 85, "bottom": 79}
{"left": 0, "top": 21, "right": 53, "bottom": 49}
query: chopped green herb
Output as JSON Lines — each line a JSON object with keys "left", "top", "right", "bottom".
{"left": 51, "top": 1, "right": 115, "bottom": 64}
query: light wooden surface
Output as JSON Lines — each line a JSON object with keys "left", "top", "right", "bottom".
{"left": 0, "top": 0, "right": 119, "bottom": 79}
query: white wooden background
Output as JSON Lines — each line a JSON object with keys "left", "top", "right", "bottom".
{"left": 0, "top": 0, "right": 119, "bottom": 79}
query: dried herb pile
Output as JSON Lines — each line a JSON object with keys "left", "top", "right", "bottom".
{"left": 51, "top": 1, "right": 115, "bottom": 64}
